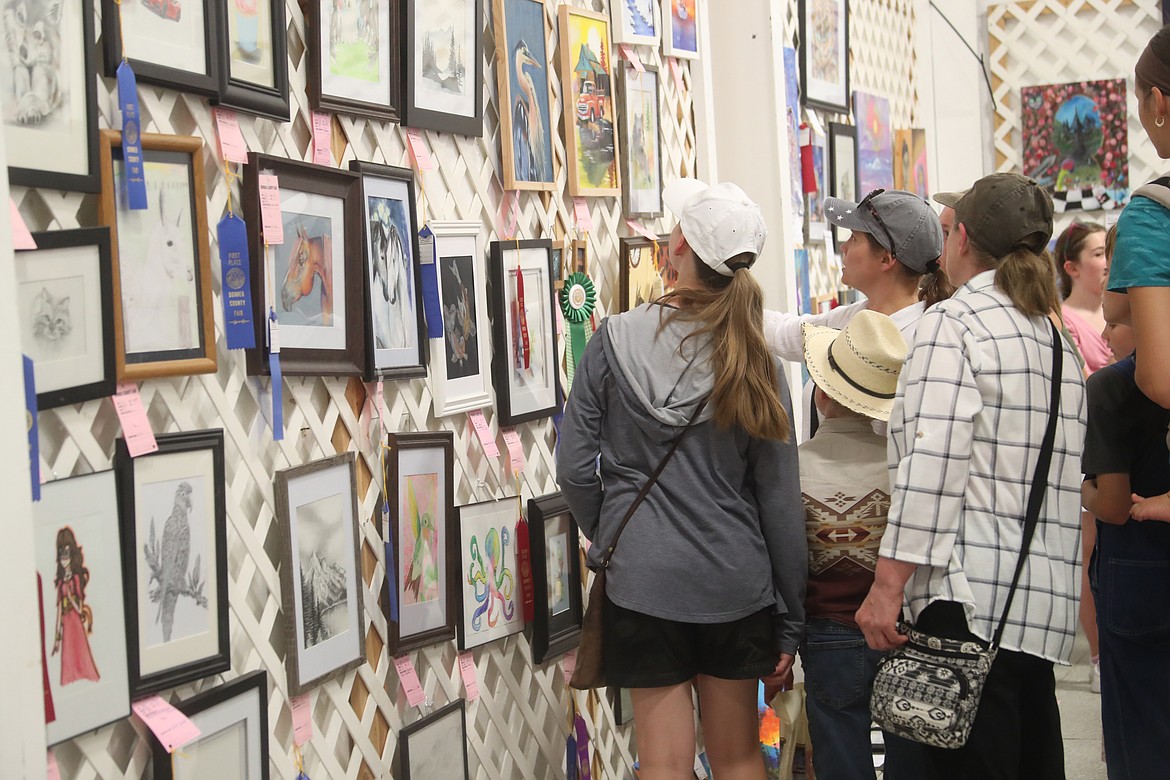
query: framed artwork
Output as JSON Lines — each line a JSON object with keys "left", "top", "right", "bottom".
{"left": 662, "top": 0, "right": 699, "bottom": 59}
{"left": 495, "top": 0, "right": 555, "bottom": 190}
{"left": 275, "top": 453, "right": 365, "bottom": 695}
{"left": 16, "top": 228, "right": 116, "bottom": 409}
{"left": 618, "top": 236, "right": 674, "bottom": 312}
{"left": 813, "top": 294, "right": 835, "bottom": 315}
{"left": 612, "top": 0, "right": 659, "bottom": 46}
{"left": 351, "top": 160, "right": 427, "bottom": 380}
{"left": 384, "top": 432, "right": 456, "bottom": 653}
{"left": 550, "top": 243, "right": 564, "bottom": 291}
{"left": 456, "top": 497, "right": 524, "bottom": 650}
{"left": 828, "top": 122, "right": 857, "bottom": 249}
{"left": 489, "top": 239, "right": 560, "bottom": 425}
{"left": 214, "top": 0, "right": 290, "bottom": 121}
{"left": 1021, "top": 78, "right": 1130, "bottom": 210}
{"left": 893, "top": 128, "right": 929, "bottom": 199}
{"left": 854, "top": 91, "right": 893, "bottom": 194}
{"left": 794, "top": 248, "right": 812, "bottom": 315}
{"left": 2, "top": 0, "right": 100, "bottom": 191}
{"left": 403, "top": 0, "right": 483, "bottom": 136}
{"left": 783, "top": 46, "right": 805, "bottom": 232}
{"left": 114, "top": 430, "right": 230, "bottom": 696}
{"left": 102, "top": 0, "right": 220, "bottom": 96}
{"left": 98, "top": 130, "right": 216, "bottom": 381}
{"left": 806, "top": 132, "right": 827, "bottom": 242}
{"left": 570, "top": 238, "right": 589, "bottom": 277}
{"left": 243, "top": 154, "right": 366, "bottom": 376}
{"left": 397, "top": 700, "right": 470, "bottom": 780}
{"left": 427, "top": 220, "right": 492, "bottom": 416}
{"left": 798, "top": 0, "right": 849, "bottom": 113}
{"left": 618, "top": 65, "right": 663, "bottom": 218}
{"left": 309, "top": 0, "right": 400, "bottom": 120}
{"left": 153, "top": 671, "right": 269, "bottom": 780}
{"left": 558, "top": 5, "right": 622, "bottom": 197}
{"left": 527, "top": 493, "right": 583, "bottom": 665}
{"left": 35, "top": 471, "right": 130, "bottom": 745}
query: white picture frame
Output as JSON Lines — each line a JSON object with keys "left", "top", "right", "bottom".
{"left": 611, "top": 0, "right": 660, "bottom": 46}
{"left": 662, "top": 0, "right": 700, "bottom": 60}
{"left": 456, "top": 498, "right": 525, "bottom": 650}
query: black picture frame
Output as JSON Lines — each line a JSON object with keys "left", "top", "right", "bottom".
{"left": 527, "top": 492, "right": 583, "bottom": 665}
{"left": 308, "top": 0, "right": 402, "bottom": 121}
{"left": 5, "top": 0, "right": 100, "bottom": 192}
{"left": 350, "top": 160, "right": 428, "bottom": 381}
{"left": 828, "top": 122, "right": 858, "bottom": 251}
{"left": 152, "top": 671, "right": 270, "bottom": 780}
{"left": 403, "top": 0, "right": 485, "bottom": 137}
{"left": 114, "top": 429, "right": 230, "bottom": 696}
{"left": 798, "top": 0, "right": 851, "bottom": 114}
{"left": 17, "top": 228, "right": 116, "bottom": 409}
{"left": 102, "top": 0, "right": 222, "bottom": 97}
{"left": 489, "top": 238, "right": 561, "bottom": 426}
{"left": 243, "top": 153, "right": 367, "bottom": 376}
{"left": 397, "top": 700, "right": 471, "bottom": 780}
{"left": 212, "top": 0, "right": 291, "bottom": 121}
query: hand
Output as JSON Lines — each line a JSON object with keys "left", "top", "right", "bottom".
{"left": 760, "top": 652, "right": 795, "bottom": 699}
{"left": 51, "top": 635, "right": 60, "bottom": 655}
{"left": 856, "top": 586, "right": 909, "bottom": 651}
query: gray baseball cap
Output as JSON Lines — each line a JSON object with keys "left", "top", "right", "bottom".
{"left": 824, "top": 189, "right": 943, "bottom": 274}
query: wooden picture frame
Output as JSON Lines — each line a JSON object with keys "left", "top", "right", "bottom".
{"left": 213, "top": 0, "right": 291, "bottom": 121}
{"left": 397, "top": 700, "right": 471, "bottom": 779}
{"left": 617, "top": 64, "right": 664, "bottom": 218}
{"left": 309, "top": 0, "right": 401, "bottom": 121}
{"left": 618, "top": 235, "right": 674, "bottom": 312}
{"left": 384, "top": 432, "right": 457, "bottom": 654}
{"left": 351, "top": 160, "right": 428, "bottom": 381}
{"left": 527, "top": 492, "right": 583, "bottom": 665}
{"left": 558, "top": 5, "right": 622, "bottom": 197}
{"left": 98, "top": 130, "right": 216, "bottom": 381}
{"left": 799, "top": 0, "right": 850, "bottom": 114}
{"left": 828, "top": 122, "right": 858, "bottom": 251}
{"left": 243, "top": 153, "right": 367, "bottom": 376}
{"left": 495, "top": 0, "right": 556, "bottom": 190}
{"left": 611, "top": 0, "right": 660, "bottom": 46}
{"left": 403, "top": 0, "right": 484, "bottom": 136}
{"left": 102, "top": 0, "right": 221, "bottom": 97}
{"left": 489, "top": 239, "right": 560, "bottom": 425}
{"left": 3, "top": 0, "right": 100, "bottom": 191}
{"left": 274, "top": 452, "right": 365, "bottom": 696}
{"left": 456, "top": 497, "right": 525, "bottom": 650}
{"left": 114, "top": 429, "right": 230, "bottom": 697}
{"left": 153, "top": 671, "right": 269, "bottom": 780}
{"left": 427, "top": 220, "right": 493, "bottom": 416}
{"left": 17, "top": 228, "right": 116, "bottom": 409}
{"left": 662, "top": 0, "right": 700, "bottom": 59}
{"left": 570, "top": 238, "right": 589, "bottom": 278}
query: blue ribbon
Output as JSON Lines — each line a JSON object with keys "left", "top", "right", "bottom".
{"left": 116, "top": 62, "right": 147, "bottom": 211}
{"left": 269, "top": 311, "right": 283, "bottom": 441}
{"left": 566, "top": 735, "right": 577, "bottom": 780}
{"left": 23, "top": 355, "right": 38, "bottom": 501}
{"left": 385, "top": 528, "right": 399, "bottom": 623}
{"left": 218, "top": 214, "right": 256, "bottom": 349}
{"left": 418, "top": 226, "right": 443, "bottom": 338}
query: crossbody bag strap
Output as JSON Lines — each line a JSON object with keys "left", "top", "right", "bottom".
{"left": 991, "top": 319, "right": 1064, "bottom": 648}
{"left": 599, "top": 398, "right": 709, "bottom": 569}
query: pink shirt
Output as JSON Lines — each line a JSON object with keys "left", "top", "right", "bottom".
{"left": 1062, "top": 305, "right": 1112, "bottom": 374}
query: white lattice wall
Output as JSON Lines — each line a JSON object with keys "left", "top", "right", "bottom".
{"left": 987, "top": 0, "right": 1164, "bottom": 235}
{"left": 18, "top": 1, "right": 695, "bottom": 778}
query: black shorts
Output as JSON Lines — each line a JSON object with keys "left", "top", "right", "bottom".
{"left": 603, "top": 596, "right": 780, "bottom": 688}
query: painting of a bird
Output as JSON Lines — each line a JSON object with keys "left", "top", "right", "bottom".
{"left": 512, "top": 39, "right": 550, "bottom": 182}
{"left": 158, "top": 482, "right": 193, "bottom": 641}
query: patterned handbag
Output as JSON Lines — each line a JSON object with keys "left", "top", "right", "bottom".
{"left": 870, "top": 319, "right": 1063, "bottom": 749}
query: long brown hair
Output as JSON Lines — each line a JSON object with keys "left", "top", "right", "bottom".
{"left": 660, "top": 253, "right": 790, "bottom": 441}
{"left": 55, "top": 526, "right": 90, "bottom": 598}
{"left": 969, "top": 238, "right": 1061, "bottom": 317}
{"left": 863, "top": 233, "right": 956, "bottom": 308}
{"left": 1053, "top": 220, "right": 1105, "bottom": 298}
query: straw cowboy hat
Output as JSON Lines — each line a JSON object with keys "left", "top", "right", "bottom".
{"left": 801, "top": 310, "right": 909, "bottom": 421}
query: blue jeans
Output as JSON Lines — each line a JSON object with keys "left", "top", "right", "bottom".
{"left": 800, "top": 619, "right": 927, "bottom": 780}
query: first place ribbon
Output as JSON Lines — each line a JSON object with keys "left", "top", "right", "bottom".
{"left": 116, "top": 61, "right": 148, "bottom": 210}
{"left": 218, "top": 214, "right": 256, "bottom": 349}
{"left": 559, "top": 272, "right": 596, "bottom": 372}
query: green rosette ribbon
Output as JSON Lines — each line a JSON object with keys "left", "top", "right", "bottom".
{"left": 560, "top": 272, "right": 596, "bottom": 374}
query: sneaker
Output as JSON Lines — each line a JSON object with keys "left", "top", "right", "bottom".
{"left": 1090, "top": 659, "right": 1101, "bottom": 693}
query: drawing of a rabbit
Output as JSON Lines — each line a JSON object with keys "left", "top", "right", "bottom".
{"left": 148, "top": 188, "right": 192, "bottom": 286}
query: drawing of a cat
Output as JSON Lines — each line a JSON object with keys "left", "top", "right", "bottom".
{"left": 31, "top": 286, "right": 72, "bottom": 347}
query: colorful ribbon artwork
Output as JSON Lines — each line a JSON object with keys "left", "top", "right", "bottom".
{"left": 559, "top": 272, "right": 596, "bottom": 373}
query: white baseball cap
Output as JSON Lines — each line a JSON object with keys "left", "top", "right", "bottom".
{"left": 662, "top": 178, "right": 768, "bottom": 276}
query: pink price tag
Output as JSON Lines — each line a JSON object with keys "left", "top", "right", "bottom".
{"left": 502, "top": 429, "right": 525, "bottom": 475}
{"left": 213, "top": 108, "right": 248, "bottom": 164}
{"left": 113, "top": 383, "right": 159, "bottom": 457}
{"left": 47, "top": 750, "right": 61, "bottom": 780}
{"left": 131, "top": 695, "right": 202, "bottom": 753}
{"left": 405, "top": 129, "right": 433, "bottom": 171}
{"left": 311, "top": 111, "right": 332, "bottom": 166}
{"left": 257, "top": 175, "right": 284, "bottom": 245}
{"left": 394, "top": 656, "right": 427, "bottom": 707}
{"left": 619, "top": 44, "right": 644, "bottom": 73}
{"left": 458, "top": 651, "right": 480, "bottom": 701}
{"left": 468, "top": 410, "right": 501, "bottom": 458}
{"left": 562, "top": 650, "right": 577, "bottom": 685}
{"left": 669, "top": 57, "right": 685, "bottom": 95}
{"left": 290, "top": 693, "right": 313, "bottom": 746}
{"left": 625, "top": 219, "right": 657, "bottom": 241}
{"left": 499, "top": 190, "right": 519, "bottom": 238}
{"left": 10, "top": 199, "right": 35, "bottom": 249}
{"left": 573, "top": 197, "right": 594, "bottom": 233}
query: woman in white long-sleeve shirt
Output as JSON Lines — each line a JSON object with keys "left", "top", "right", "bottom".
{"left": 764, "top": 190, "right": 954, "bottom": 438}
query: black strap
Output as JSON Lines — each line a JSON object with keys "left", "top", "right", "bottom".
{"left": 991, "top": 319, "right": 1063, "bottom": 648}
{"left": 600, "top": 398, "right": 709, "bottom": 569}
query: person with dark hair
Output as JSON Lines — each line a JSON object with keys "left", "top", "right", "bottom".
{"left": 856, "top": 173, "right": 1086, "bottom": 779}
{"left": 1055, "top": 220, "right": 1110, "bottom": 373}
{"left": 52, "top": 526, "right": 100, "bottom": 686}
{"left": 558, "top": 179, "right": 805, "bottom": 780}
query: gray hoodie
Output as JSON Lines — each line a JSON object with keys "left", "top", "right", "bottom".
{"left": 557, "top": 304, "right": 807, "bottom": 654}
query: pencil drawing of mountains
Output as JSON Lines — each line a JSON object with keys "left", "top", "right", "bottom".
{"left": 301, "top": 551, "right": 348, "bottom": 648}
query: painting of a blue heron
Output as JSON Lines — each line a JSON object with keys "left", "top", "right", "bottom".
{"left": 499, "top": 0, "right": 553, "bottom": 189}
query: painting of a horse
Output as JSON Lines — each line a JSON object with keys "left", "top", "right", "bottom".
{"left": 280, "top": 222, "right": 333, "bottom": 326}
{"left": 368, "top": 196, "right": 414, "bottom": 351}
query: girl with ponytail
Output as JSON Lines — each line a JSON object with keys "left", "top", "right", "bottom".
{"left": 558, "top": 180, "right": 805, "bottom": 780}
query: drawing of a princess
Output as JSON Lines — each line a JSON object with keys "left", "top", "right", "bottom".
{"left": 51, "top": 526, "right": 100, "bottom": 685}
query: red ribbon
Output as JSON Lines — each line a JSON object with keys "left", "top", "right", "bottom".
{"left": 514, "top": 262, "right": 531, "bottom": 370}
{"left": 516, "top": 517, "right": 534, "bottom": 623}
